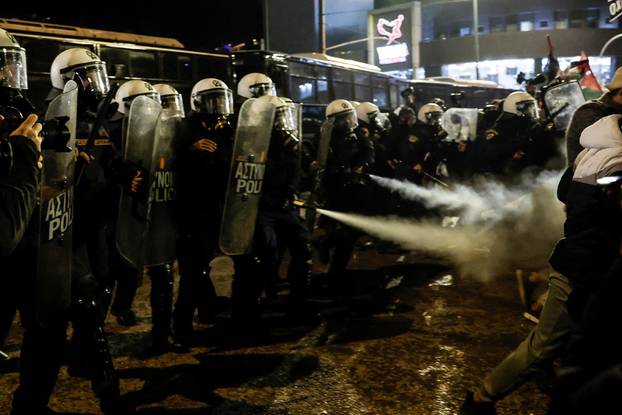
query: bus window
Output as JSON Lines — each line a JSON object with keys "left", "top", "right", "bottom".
{"left": 315, "top": 66, "right": 329, "bottom": 80}
{"left": 354, "top": 84, "right": 371, "bottom": 102}
{"left": 354, "top": 72, "right": 370, "bottom": 86}
{"left": 196, "top": 56, "right": 230, "bottom": 81}
{"left": 161, "top": 53, "right": 192, "bottom": 80}
{"left": 100, "top": 47, "right": 129, "bottom": 78}
{"left": 332, "top": 81, "right": 352, "bottom": 100}
{"left": 353, "top": 72, "right": 371, "bottom": 102}
{"left": 161, "top": 52, "right": 177, "bottom": 79}
{"left": 290, "top": 77, "right": 315, "bottom": 103}
{"left": 389, "top": 83, "right": 399, "bottom": 108}
{"left": 16, "top": 37, "right": 60, "bottom": 73}
{"left": 317, "top": 79, "right": 329, "bottom": 104}
{"left": 373, "top": 88, "right": 388, "bottom": 107}
{"left": 332, "top": 68, "right": 352, "bottom": 83}
{"left": 178, "top": 55, "right": 193, "bottom": 81}
{"left": 372, "top": 76, "right": 388, "bottom": 107}
{"left": 130, "top": 50, "right": 157, "bottom": 79}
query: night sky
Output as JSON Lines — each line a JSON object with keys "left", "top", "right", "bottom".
{"left": 3, "top": 2, "right": 264, "bottom": 51}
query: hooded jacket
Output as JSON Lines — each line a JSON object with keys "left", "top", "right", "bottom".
{"left": 550, "top": 114, "right": 622, "bottom": 290}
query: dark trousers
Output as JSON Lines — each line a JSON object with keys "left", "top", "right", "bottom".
{"left": 254, "top": 208, "right": 311, "bottom": 300}
{"left": 173, "top": 228, "right": 218, "bottom": 340}
{"left": 148, "top": 264, "right": 174, "bottom": 346}
{"left": 3, "top": 247, "right": 67, "bottom": 414}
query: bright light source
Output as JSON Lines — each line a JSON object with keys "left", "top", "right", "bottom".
{"left": 377, "top": 43, "right": 409, "bottom": 65}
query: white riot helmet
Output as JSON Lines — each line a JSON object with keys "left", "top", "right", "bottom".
{"left": 417, "top": 102, "right": 444, "bottom": 125}
{"left": 350, "top": 100, "right": 361, "bottom": 108}
{"left": 50, "top": 48, "right": 109, "bottom": 98}
{"left": 0, "top": 29, "right": 27, "bottom": 90}
{"left": 153, "top": 84, "right": 185, "bottom": 117}
{"left": 326, "top": 99, "right": 358, "bottom": 132}
{"left": 261, "top": 96, "right": 299, "bottom": 149}
{"left": 191, "top": 78, "right": 234, "bottom": 115}
{"left": 503, "top": 91, "right": 538, "bottom": 119}
{"left": 237, "top": 72, "right": 275, "bottom": 99}
{"left": 114, "top": 80, "right": 160, "bottom": 115}
{"left": 356, "top": 102, "right": 380, "bottom": 125}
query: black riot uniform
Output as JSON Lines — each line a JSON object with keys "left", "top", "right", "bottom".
{"left": 0, "top": 89, "right": 70, "bottom": 414}
{"left": 253, "top": 120, "right": 312, "bottom": 310}
{"left": 322, "top": 117, "right": 375, "bottom": 284}
{"left": 173, "top": 112, "right": 233, "bottom": 344}
{"left": 67, "top": 101, "right": 133, "bottom": 413}
{"left": 393, "top": 117, "right": 434, "bottom": 185}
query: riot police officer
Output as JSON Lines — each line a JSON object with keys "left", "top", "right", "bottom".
{"left": 173, "top": 78, "right": 235, "bottom": 346}
{"left": 392, "top": 104, "right": 436, "bottom": 185}
{"left": 113, "top": 80, "right": 181, "bottom": 354}
{"left": 0, "top": 27, "right": 32, "bottom": 367}
{"left": 481, "top": 91, "right": 550, "bottom": 178}
{"left": 320, "top": 99, "right": 374, "bottom": 289}
{"left": 236, "top": 72, "right": 276, "bottom": 101}
{"left": 153, "top": 83, "right": 186, "bottom": 118}
{"left": 49, "top": 47, "right": 136, "bottom": 414}
{"left": 252, "top": 96, "right": 312, "bottom": 311}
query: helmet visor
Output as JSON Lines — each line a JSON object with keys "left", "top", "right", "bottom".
{"left": 161, "top": 93, "right": 185, "bottom": 117}
{"left": 333, "top": 110, "right": 358, "bottom": 131}
{"left": 274, "top": 105, "right": 297, "bottom": 132}
{"left": 426, "top": 111, "right": 443, "bottom": 125}
{"left": 516, "top": 100, "right": 538, "bottom": 120}
{"left": 0, "top": 48, "right": 27, "bottom": 90}
{"left": 123, "top": 91, "right": 160, "bottom": 111}
{"left": 71, "top": 62, "right": 110, "bottom": 98}
{"left": 196, "top": 89, "right": 234, "bottom": 116}
{"left": 249, "top": 82, "right": 276, "bottom": 98}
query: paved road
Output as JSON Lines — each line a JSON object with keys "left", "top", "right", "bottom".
{"left": 0, "top": 250, "right": 550, "bottom": 414}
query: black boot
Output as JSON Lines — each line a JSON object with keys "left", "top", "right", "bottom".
{"left": 146, "top": 264, "right": 173, "bottom": 355}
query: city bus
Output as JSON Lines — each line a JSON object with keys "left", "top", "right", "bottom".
{"left": 1, "top": 18, "right": 513, "bottom": 130}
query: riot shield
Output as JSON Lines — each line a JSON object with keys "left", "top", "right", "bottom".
{"left": 116, "top": 96, "right": 161, "bottom": 267}
{"left": 144, "top": 113, "right": 180, "bottom": 266}
{"left": 37, "top": 80, "right": 78, "bottom": 321}
{"left": 441, "top": 108, "right": 479, "bottom": 142}
{"left": 305, "top": 118, "right": 333, "bottom": 229}
{"left": 543, "top": 81, "right": 585, "bottom": 131}
{"left": 219, "top": 97, "right": 276, "bottom": 255}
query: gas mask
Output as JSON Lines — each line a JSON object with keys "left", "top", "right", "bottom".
{"left": 274, "top": 105, "right": 300, "bottom": 150}
{"left": 515, "top": 100, "right": 539, "bottom": 121}
{"left": 333, "top": 110, "right": 358, "bottom": 140}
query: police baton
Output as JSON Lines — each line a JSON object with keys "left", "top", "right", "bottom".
{"left": 75, "top": 82, "right": 120, "bottom": 186}
{"left": 422, "top": 171, "right": 450, "bottom": 188}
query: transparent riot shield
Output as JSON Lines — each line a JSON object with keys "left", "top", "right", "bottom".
{"left": 543, "top": 81, "right": 586, "bottom": 132}
{"left": 219, "top": 97, "right": 276, "bottom": 255}
{"left": 116, "top": 96, "right": 161, "bottom": 267}
{"left": 441, "top": 108, "right": 479, "bottom": 142}
{"left": 37, "top": 80, "right": 78, "bottom": 320}
{"left": 305, "top": 118, "right": 333, "bottom": 228}
{"left": 144, "top": 113, "right": 180, "bottom": 266}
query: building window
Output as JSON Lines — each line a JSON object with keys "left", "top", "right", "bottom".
{"left": 539, "top": 20, "right": 549, "bottom": 28}
{"left": 506, "top": 15, "right": 518, "bottom": 32}
{"left": 490, "top": 16, "right": 504, "bottom": 33}
{"left": 554, "top": 10, "right": 568, "bottom": 29}
{"left": 519, "top": 12, "right": 535, "bottom": 31}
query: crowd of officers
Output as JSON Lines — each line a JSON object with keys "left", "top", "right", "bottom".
{"left": 0, "top": 27, "right": 569, "bottom": 414}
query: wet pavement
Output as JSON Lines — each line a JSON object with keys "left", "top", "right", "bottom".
{"left": 0, "top": 248, "right": 550, "bottom": 414}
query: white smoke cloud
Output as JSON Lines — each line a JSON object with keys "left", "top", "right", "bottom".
{"left": 319, "top": 171, "right": 566, "bottom": 280}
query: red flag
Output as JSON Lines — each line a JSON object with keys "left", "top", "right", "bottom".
{"left": 576, "top": 51, "right": 602, "bottom": 95}
{"left": 544, "top": 35, "right": 560, "bottom": 82}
